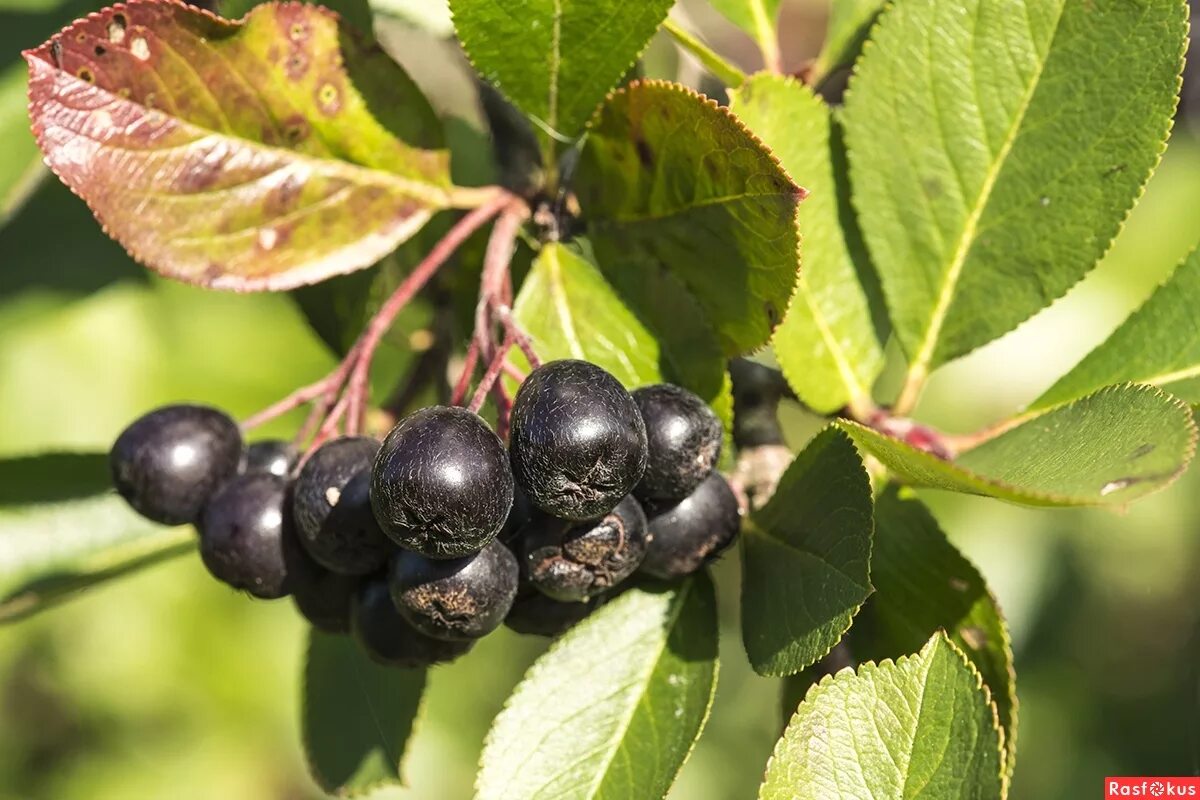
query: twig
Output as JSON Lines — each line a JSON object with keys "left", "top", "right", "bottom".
{"left": 450, "top": 339, "right": 481, "bottom": 407}
{"left": 468, "top": 333, "right": 516, "bottom": 413}
{"left": 493, "top": 303, "right": 542, "bottom": 369}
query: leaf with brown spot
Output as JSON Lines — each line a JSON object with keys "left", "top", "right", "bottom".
{"left": 25, "top": 1, "right": 472, "bottom": 290}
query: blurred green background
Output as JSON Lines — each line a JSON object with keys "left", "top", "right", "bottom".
{"left": 2, "top": 0, "right": 1199, "bottom": 798}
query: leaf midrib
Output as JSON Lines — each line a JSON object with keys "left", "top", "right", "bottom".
{"left": 903, "top": 2, "right": 1067, "bottom": 379}
{"left": 580, "top": 580, "right": 692, "bottom": 800}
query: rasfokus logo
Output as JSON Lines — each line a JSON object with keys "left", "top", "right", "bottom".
{"left": 1106, "top": 778, "right": 1200, "bottom": 798}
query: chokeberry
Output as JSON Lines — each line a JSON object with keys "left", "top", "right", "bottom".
{"left": 371, "top": 406, "right": 513, "bottom": 559}
{"left": 632, "top": 384, "right": 722, "bottom": 502}
{"left": 504, "top": 590, "right": 601, "bottom": 637}
{"left": 199, "top": 472, "right": 300, "bottom": 599}
{"left": 110, "top": 404, "right": 242, "bottom": 525}
{"left": 293, "top": 437, "right": 392, "bottom": 575}
{"left": 509, "top": 360, "right": 647, "bottom": 521}
{"left": 523, "top": 494, "right": 648, "bottom": 601}
{"left": 290, "top": 553, "right": 359, "bottom": 634}
{"left": 352, "top": 580, "right": 473, "bottom": 668}
{"left": 498, "top": 485, "right": 533, "bottom": 545}
{"left": 389, "top": 539, "right": 518, "bottom": 640}
{"left": 640, "top": 473, "right": 741, "bottom": 580}
{"left": 243, "top": 439, "right": 295, "bottom": 478}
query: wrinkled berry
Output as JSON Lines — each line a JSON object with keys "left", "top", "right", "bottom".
{"left": 352, "top": 580, "right": 473, "bottom": 668}
{"left": 371, "top": 406, "right": 513, "bottom": 559}
{"left": 389, "top": 540, "right": 518, "bottom": 640}
{"left": 632, "top": 384, "right": 722, "bottom": 502}
{"left": 641, "top": 473, "right": 741, "bottom": 580}
{"left": 110, "top": 404, "right": 243, "bottom": 525}
{"left": 199, "top": 472, "right": 300, "bottom": 599}
{"left": 292, "top": 437, "right": 392, "bottom": 575}
{"left": 509, "top": 360, "right": 647, "bottom": 521}
{"left": 523, "top": 494, "right": 648, "bottom": 601}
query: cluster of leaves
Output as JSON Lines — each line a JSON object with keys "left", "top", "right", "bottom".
{"left": 3, "top": 0, "right": 1197, "bottom": 797}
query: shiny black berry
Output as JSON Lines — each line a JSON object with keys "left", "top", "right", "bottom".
{"left": 632, "top": 384, "right": 722, "bottom": 502}
{"left": 290, "top": 554, "right": 359, "bottom": 634}
{"left": 523, "top": 494, "right": 648, "bottom": 601}
{"left": 389, "top": 540, "right": 518, "bottom": 640}
{"left": 352, "top": 580, "right": 473, "bottom": 668}
{"left": 110, "top": 404, "right": 243, "bottom": 525}
{"left": 198, "top": 472, "right": 300, "bottom": 599}
{"left": 641, "top": 473, "right": 742, "bottom": 580}
{"left": 509, "top": 360, "right": 648, "bottom": 521}
{"left": 243, "top": 439, "right": 295, "bottom": 478}
{"left": 504, "top": 590, "right": 601, "bottom": 637}
{"left": 371, "top": 406, "right": 513, "bottom": 559}
{"left": 498, "top": 485, "right": 533, "bottom": 545}
{"left": 293, "top": 437, "right": 392, "bottom": 575}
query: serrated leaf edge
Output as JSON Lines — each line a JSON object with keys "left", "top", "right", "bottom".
{"left": 24, "top": 0, "right": 461, "bottom": 292}
{"left": 763, "top": 632, "right": 1007, "bottom": 799}
{"left": 742, "top": 426, "right": 875, "bottom": 677}
{"left": 841, "top": 0, "right": 1187, "bottom": 373}
{"left": 841, "top": 382, "right": 1199, "bottom": 508}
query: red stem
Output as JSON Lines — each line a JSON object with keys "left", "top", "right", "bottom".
{"left": 493, "top": 303, "right": 542, "bottom": 369}
{"left": 468, "top": 334, "right": 515, "bottom": 413}
{"left": 450, "top": 339, "right": 481, "bottom": 407}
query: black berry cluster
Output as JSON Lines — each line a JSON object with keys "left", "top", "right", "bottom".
{"left": 108, "top": 359, "right": 741, "bottom": 668}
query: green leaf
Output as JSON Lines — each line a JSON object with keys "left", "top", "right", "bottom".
{"left": 0, "top": 62, "right": 45, "bottom": 225}
{"left": 660, "top": 19, "right": 747, "bottom": 88}
{"left": 514, "top": 242, "right": 732, "bottom": 427}
{"left": 705, "top": 0, "right": 781, "bottom": 69}
{"left": 578, "top": 80, "right": 803, "bottom": 357}
{"left": 809, "top": 0, "right": 883, "bottom": 84}
{"left": 0, "top": 453, "right": 193, "bottom": 623}
{"left": 853, "top": 489, "right": 1017, "bottom": 779}
{"left": 842, "top": 0, "right": 1187, "bottom": 397}
{"left": 303, "top": 630, "right": 427, "bottom": 796}
{"left": 730, "top": 74, "right": 883, "bottom": 414}
{"left": 476, "top": 576, "right": 718, "bottom": 800}
{"left": 25, "top": 2, "right": 469, "bottom": 291}
{"left": 762, "top": 633, "right": 1004, "bottom": 800}
{"left": 448, "top": 0, "right": 673, "bottom": 166}
{"left": 840, "top": 384, "right": 1197, "bottom": 507}
{"left": 1036, "top": 247, "right": 1200, "bottom": 409}
{"left": 741, "top": 427, "right": 873, "bottom": 676}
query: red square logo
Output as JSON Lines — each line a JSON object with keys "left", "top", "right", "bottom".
{"left": 1106, "top": 778, "right": 1200, "bottom": 798}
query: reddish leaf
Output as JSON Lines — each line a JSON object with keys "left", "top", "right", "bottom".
{"left": 25, "top": 1, "right": 466, "bottom": 290}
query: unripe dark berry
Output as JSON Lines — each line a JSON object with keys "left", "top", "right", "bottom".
{"left": 641, "top": 473, "right": 741, "bottom": 580}
{"left": 389, "top": 540, "right": 518, "bottom": 640}
{"left": 504, "top": 590, "right": 601, "bottom": 637}
{"left": 293, "top": 437, "right": 392, "bottom": 575}
{"left": 632, "top": 384, "right": 722, "bottom": 502}
{"left": 352, "top": 580, "right": 473, "bottom": 668}
{"left": 290, "top": 554, "right": 359, "bottom": 634}
{"left": 523, "top": 494, "right": 648, "bottom": 601}
{"left": 371, "top": 406, "right": 513, "bottom": 559}
{"left": 509, "top": 360, "right": 647, "bottom": 521}
{"left": 243, "top": 439, "right": 295, "bottom": 478}
{"left": 199, "top": 472, "right": 300, "bottom": 599}
{"left": 110, "top": 404, "right": 242, "bottom": 525}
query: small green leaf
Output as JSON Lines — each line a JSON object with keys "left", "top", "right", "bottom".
{"left": 705, "top": 0, "right": 781, "bottom": 69}
{"left": 303, "top": 630, "right": 426, "bottom": 796}
{"left": 741, "top": 427, "right": 873, "bottom": 676}
{"left": 476, "top": 576, "right": 718, "bottom": 800}
{"left": 578, "top": 80, "right": 803, "bottom": 357}
{"left": 840, "top": 384, "right": 1198, "bottom": 507}
{"left": 449, "top": 0, "right": 673, "bottom": 165}
{"left": 0, "top": 453, "right": 193, "bottom": 622}
{"left": 809, "top": 0, "right": 883, "bottom": 84}
{"left": 660, "top": 18, "right": 747, "bottom": 88}
{"left": 842, "top": 0, "right": 1186, "bottom": 390}
{"left": 26, "top": 2, "right": 463, "bottom": 290}
{"left": 1036, "top": 247, "right": 1200, "bottom": 409}
{"left": 730, "top": 74, "right": 883, "bottom": 414}
{"left": 853, "top": 489, "right": 1017, "bottom": 780}
{"left": 762, "top": 633, "right": 1004, "bottom": 800}
{"left": 514, "top": 242, "right": 732, "bottom": 426}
